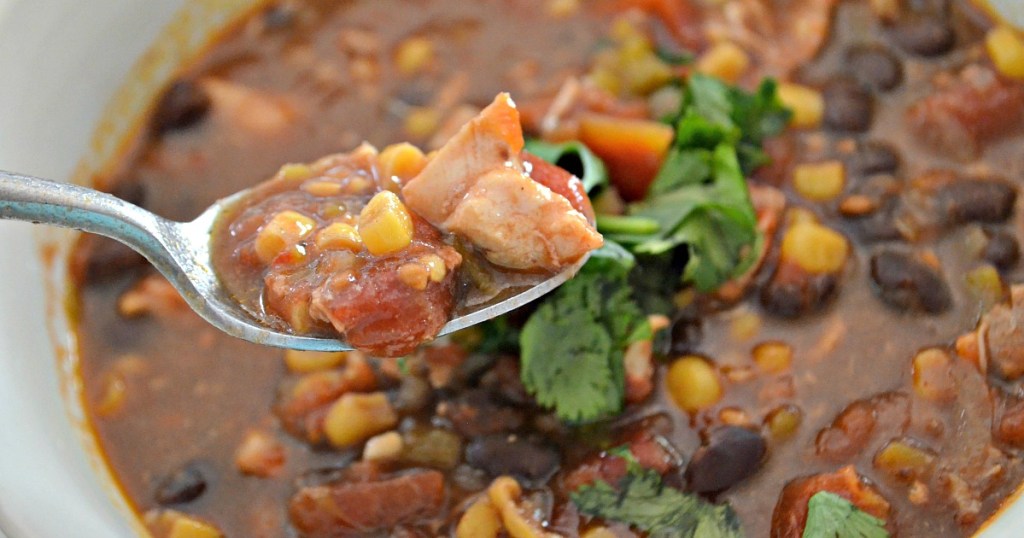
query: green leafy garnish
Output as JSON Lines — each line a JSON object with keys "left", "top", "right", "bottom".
{"left": 519, "top": 253, "right": 649, "bottom": 422}
{"left": 802, "top": 492, "right": 889, "bottom": 538}
{"left": 572, "top": 456, "right": 743, "bottom": 538}
{"left": 651, "top": 74, "right": 790, "bottom": 192}
{"left": 601, "top": 74, "right": 789, "bottom": 292}
{"left": 609, "top": 144, "right": 760, "bottom": 292}
{"left": 524, "top": 139, "right": 609, "bottom": 192}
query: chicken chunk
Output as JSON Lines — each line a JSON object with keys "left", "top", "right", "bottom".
{"left": 907, "top": 65, "right": 1024, "bottom": 161}
{"left": 403, "top": 93, "right": 602, "bottom": 272}
{"left": 980, "top": 285, "right": 1024, "bottom": 381}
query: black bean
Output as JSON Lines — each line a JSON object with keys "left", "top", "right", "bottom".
{"left": 824, "top": 80, "right": 874, "bottom": 133}
{"left": 850, "top": 141, "right": 901, "bottom": 177}
{"left": 393, "top": 376, "right": 432, "bottom": 413}
{"left": 70, "top": 235, "right": 147, "bottom": 284}
{"left": 668, "top": 313, "right": 703, "bottom": 356}
{"left": 870, "top": 250, "right": 952, "bottom": 313}
{"left": 890, "top": 17, "right": 956, "bottom": 56}
{"left": 983, "top": 231, "right": 1020, "bottom": 269}
{"left": 154, "top": 461, "right": 207, "bottom": 505}
{"left": 847, "top": 193, "right": 905, "bottom": 239}
{"left": 151, "top": 80, "right": 211, "bottom": 135}
{"left": 465, "top": 435, "right": 560, "bottom": 487}
{"left": 846, "top": 46, "right": 904, "bottom": 92}
{"left": 761, "top": 270, "right": 838, "bottom": 319}
{"left": 685, "top": 427, "right": 767, "bottom": 494}
{"left": 939, "top": 180, "right": 1017, "bottom": 224}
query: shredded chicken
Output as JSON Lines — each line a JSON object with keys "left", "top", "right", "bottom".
{"left": 402, "top": 93, "right": 603, "bottom": 272}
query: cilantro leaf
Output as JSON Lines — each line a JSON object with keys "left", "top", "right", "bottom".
{"left": 519, "top": 296, "right": 617, "bottom": 421}
{"left": 572, "top": 458, "right": 743, "bottom": 538}
{"left": 606, "top": 73, "right": 789, "bottom": 292}
{"left": 524, "top": 139, "right": 609, "bottom": 192}
{"left": 519, "top": 261, "right": 649, "bottom": 422}
{"left": 802, "top": 492, "right": 889, "bottom": 538}
{"left": 622, "top": 144, "right": 760, "bottom": 292}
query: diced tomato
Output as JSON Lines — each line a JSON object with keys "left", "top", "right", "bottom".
{"left": 771, "top": 466, "right": 891, "bottom": 538}
{"left": 522, "top": 152, "right": 596, "bottom": 222}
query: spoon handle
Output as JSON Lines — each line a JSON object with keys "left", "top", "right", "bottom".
{"left": 0, "top": 170, "right": 174, "bottom": 255}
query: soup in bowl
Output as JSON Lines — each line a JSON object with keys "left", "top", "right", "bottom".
{"left": 3, "top": 0, "right": 1024, "bottom": 537}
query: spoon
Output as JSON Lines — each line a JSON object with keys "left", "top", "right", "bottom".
{"left": 0, "top": 170, "right": 586, "bottom": 351}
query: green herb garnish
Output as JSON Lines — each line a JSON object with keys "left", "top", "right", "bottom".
{"left": 605, "top": 74, "right": 789, "bottom": 292}
{"left": 572, "top": 456, "right": 743, "bottom": 537}
{"left": 802, "top": 492, "right": 889, "bottom": 538}
{"left": 519, "top": 249, "right": 649, "bottom": 422}
{"left": 524, "top": 139, "right": 609, "bottom": 192}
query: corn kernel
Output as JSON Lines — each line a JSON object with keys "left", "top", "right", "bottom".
{"left": 379, "top": 142, "right": 427, "bottom": 182}
{"left": 777, "top": 83, "right": 824, "bottom": 128}
{"left": 780, "top": 222, "right": 849, "bottom": 274}
{"left": 281, "top": 300, "right": 315, "bottom": 333}
{"left": 315, "top": 222, "right": 362, "bottom": 252}
{"left": 986, "top": 26, "right": 1024, "bottom": 80}
{"left": 666, "top": 356, "right": 722, "bottom": 412}
{"left": 363, "top": 431, "right": 404, "bottom": 462}
{"left": 582, "top": 528, "right": 618, "bottom": 538}
{"left": 302, "top": 181, "right": 343, "bottom": 197}
{"left": 395, "top": 37, "right": 435, "bottom": 75}
{"left": 965, "top": 264, "right": 1005, "bottom": 308}
{"left": 729, "top": 310, "right": 761, "bottom": 341}
{"left": 324, "top": 392, "right": 398, "bottom": 447}
{"left": 397, "top": 262, "right": 430, "bottom": 290}
{"left": 696, "top": 42, "right": 750, "bottom": 83}
{"left": 765, "top": 405, "right": 802, "bottom": 439}
{"left": 912, "top": 348, "right": 955, "bottom": 402}
{"left": 346, "top": 176, "right": 375, "bottom": 195}
{"left": 785, "top": 207, "right": 819, "bottom": 226}
{"left": 168, "top": 516, "right": 223, "bottom": 538}
{"left": 874, "top": 438, "right": 936, "bottom": 481}
{"left": 404, "top": 107, "right": 441, "bottom": 139}
{"left": 456, "top": 497, "right": 502, "bottom": 538}
{"left": 284, "top": 350, "right": 347, "bottom": 373}
{"left": 753, "top": 341, "right": 793, "bottom": 373}
{"left": 793, "top": 161, "right": 846, "bottom": 202}
{"left": 254, "top": 210, "right": 316, "bottom": 264}
{"left": 359, "top": 191, "right": 414, "bottom": 255}
{"left": 278, "top": 163, "right": 313, "bottom": 182}
{"left": 420, "top": 254, "right": 447, "bottom": 282}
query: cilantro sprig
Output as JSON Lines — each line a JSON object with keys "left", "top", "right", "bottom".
{"left": 603, "top": 74, "right": 789, "bottom": 292}
{"left": 519, "top": 245, "right": 650, "bottom": 422}
{"left": 802, "top": 492, "right": 889, "bottom": 538}
{"left": 571, "top": 455, "right": 742, "bottom": 538}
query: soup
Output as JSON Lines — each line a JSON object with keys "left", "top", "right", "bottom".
{"left": 69, "top": 0, "right": 1024, "bottom": 536}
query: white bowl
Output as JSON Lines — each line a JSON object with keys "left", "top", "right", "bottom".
{"left": 0, "top": 1, "right": 1022, "bottom": 537}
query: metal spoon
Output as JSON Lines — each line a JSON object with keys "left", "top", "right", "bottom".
{"left": 0, "top": 170, "right": 585, "bottom": 351}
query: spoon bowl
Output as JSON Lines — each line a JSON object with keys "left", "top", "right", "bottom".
{"left": 0, "top": 170, "right": 585, "bottom": 351}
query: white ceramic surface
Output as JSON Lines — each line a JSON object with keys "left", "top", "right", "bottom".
{"left": 0, "top": 1, "right": 1022, "bottom": 537}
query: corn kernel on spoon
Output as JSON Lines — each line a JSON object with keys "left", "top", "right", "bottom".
{"left": 0, "top": 170, "right": 587, "bottom": 351}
